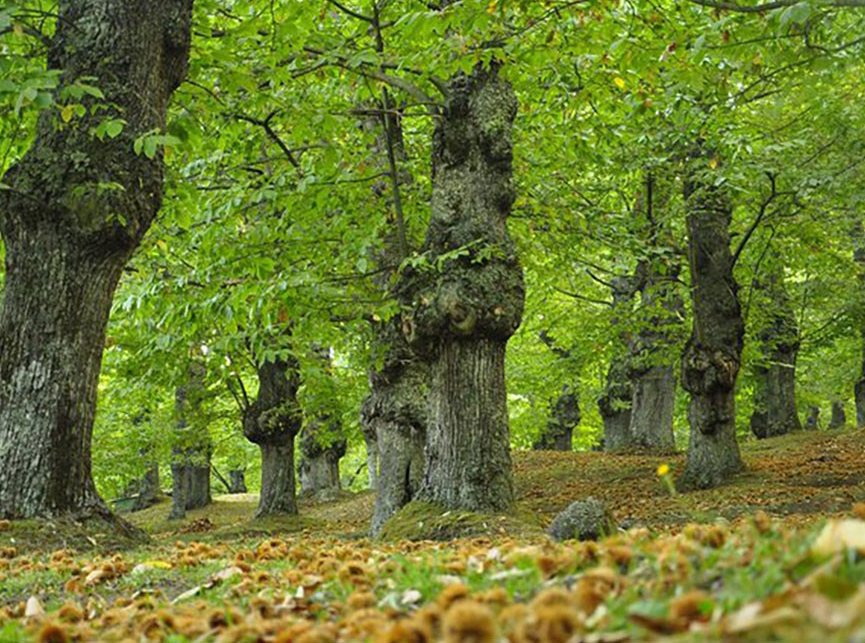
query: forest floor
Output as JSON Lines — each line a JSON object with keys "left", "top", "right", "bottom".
{"left": 3, "top": 428, "right": 865, "bottom": 641}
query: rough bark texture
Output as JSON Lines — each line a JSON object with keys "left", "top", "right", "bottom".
{"left": 533, "top": 386, "right": 580, "bottom": 451}
{"left": 628, "top": 172, "right": 682, "bottom": 452}
{"left": 398, "top": 63, "right": 524, "bottom": 512}
{"left": 364, "top": 319, "right": 429, "bottom": 536}
{"left": 679, "top": 158, "right": 745, "bottom": 489}
{"left": 358, "top": 94, "right": 430, "bottom": 533}
{"left": 829, "top": 401, "right": 846, "bottom": 430}
{"left": 630, "top": 274, "right": 681, "bottom": 452}
{"left": 242, "top": 355, "right": 302, "bottom": 517}
{"left": 169, "top": 364, "right": 211, "bottom": 520}
{"left": 0, "top": 0, "right": 193, "bottom": 519}
{"left": 749, "top": 263, "right": 802, "bottom": 439}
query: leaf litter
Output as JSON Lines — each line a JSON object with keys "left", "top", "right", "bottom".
{"left": 3, "top": 430, "right": 865, "bottom": 641}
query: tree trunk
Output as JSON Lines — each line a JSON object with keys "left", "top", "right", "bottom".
{"left": 598, "top": 277, "right": 635, "bottom": 452}
{"left": 228, "top": 470, "right": 247, "bottom": 493}
{"left": 631, "top": 365, "right": 677, "bottom": 450}
{"left": 598, "top": 355, "right": 633, "bottom": 452}
{"left": 534, "top": 386, "right": 580, "bottom": 451}
{"left": 298, "top": 422, "right": 346, "bottom": 500}
{"left": 628, "top": 172, "right": 682, "bottom": 452}
{"left": 242, "top": 355, "right": 302, "bottom": 517}
{"left": 169, "top": 363, "right": 211, "bottom": 520}
{"left": 678, "top": 155, "right": 745, "bottom": 489}
{"left": 0, "top": 1, "right": 193, "bottom": 519}
{"left": 364, "top": 320, "right": 429, "bottom": 535}
{"left": 853, "top": 222, "right": 865, "bottom": 427}
{"left": 829, "top": 401, "right": 846, "bottom": 430}
{"left": 749, "top": 259, "right": 801, "bottom": 439}
{"left": 131, "top": 456, "right": 160, "bottom": 512}
{"left": 398, "top": 63, "right": 523, "bottom": 512}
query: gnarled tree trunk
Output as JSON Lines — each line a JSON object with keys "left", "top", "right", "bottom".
{"left": 399, "top": 63, "right": 524, "bottom": 512}
{"left": 242, "top": 354, "right": 302, "bottom": 517}
{"left": 0, "top": 0, "right": 193, "bottom": 519}
{"left": 678, "top": 155, "right": 745, "bottom": 489}
{"left": 829, "top": 401, "right": 846, "bottom": 430}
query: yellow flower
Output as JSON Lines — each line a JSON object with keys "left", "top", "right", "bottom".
{"left": 657, "top": 464, "right": 670, "bottom": 477}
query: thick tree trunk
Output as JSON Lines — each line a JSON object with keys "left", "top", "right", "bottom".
{"left": 630, "top": 365, "right": 677, "bottom": 450}
{"left": 534, "top": 386, "right": 580, "bottom": 451}
{"left": 829, "top": 401, "right": 846, "bottom": 430}
{"left": 242, "top": 355, "right": 302, "bottom": 517}
{"left": 629, "top": 224, "right": 682, "bottom": 452}
{"left": 0, "top": 1, "right": 192, "bottom": 519}
{"left": 678, "top": 156, "right": 745, "bottom": 489}
{"left": 749, "top": 261, "right": 801, "bottom": 439}
{"left": 423, "top": 339, "right": 514, "bottom": 510}
{"left": 169, "top": 364, "right": 212, "bottom": 520}
{"left": 398, "top": 63, "right": 523, "bottom": 512}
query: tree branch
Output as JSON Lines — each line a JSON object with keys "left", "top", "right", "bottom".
{"left": 687, "top": 0, "right": 865, "bottom": 12}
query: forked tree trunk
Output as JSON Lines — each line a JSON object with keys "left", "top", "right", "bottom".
{"left": 399, "top": 63, "right": 524, "bottom": 512}
{"left": 0, "top": 0, "right": 193, "bottom": 519}
{"left": 749, "top": 261, "right": 802, "bottom": 439}
{"left": 242, "top": 355, "right": 302, "bottom": 517}
{"left": 678, "top": 155, "right": 745, "bottom": 489}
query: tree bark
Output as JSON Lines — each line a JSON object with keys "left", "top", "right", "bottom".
{"left": 227, "top": 470, "right": 247, "bottom": 493}
{"left": 364, "top": 319, "right": 429, "bottom": 535}
{"left": 678, "top": 155, "right": 745, "bottom": 489}
{"left": 357, "top": 92, "right": 430, "bottom": 532}
{"left": 298, "top": 417, "right": 346, "bottom": 500}
{"left": 242, "top": 355, "right": 302, "bottom": 517}
{"left": 169, "top": 362, "right": 211, "bottom": 519}
{"left": 829, "top": 401, "right": 846, "bottom": 430}
{"left": 398, "top": 63, "right": 523, "bottom": 512}
{"left": 749, "top": 260, "right": 802, "bottom": 438}
{"left": 805, "top": 405, "right": 820, "bottom": 431}
{"left": 597, "top": 277, "right": 636, "bottom": 452}
{"left": 628, "top": 172, "right": 682, "bottom": 452}
{"left": 0, "top": 0, "right": 193, "bottom": 519}
{"left": 534, "top": 386, "right": 580, "bottom": 451}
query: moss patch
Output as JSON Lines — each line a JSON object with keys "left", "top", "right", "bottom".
{"left": 0, "top": 514, "right": 147, "bottom": 554}
{"left": 377, "top": 500, "right": 544, "bottom": 542}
